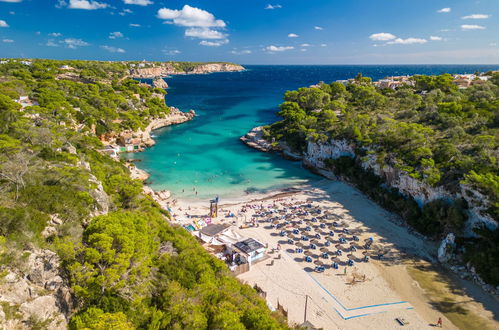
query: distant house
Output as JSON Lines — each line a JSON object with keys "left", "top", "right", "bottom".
{"left": 118, "top": 133, "right": 142, "bottom": 152}
{"left": 20, "top": 60, "right": 32, "bottom": 66}
{"left": 59, "top": 65, "right": 74, "bottom": 70}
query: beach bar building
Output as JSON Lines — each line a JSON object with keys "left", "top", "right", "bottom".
{"left": 198, "top": 223, "right": 231, "bottom": 244}
{"left": 233, "top": 238, "right": 266, "bottom": 265}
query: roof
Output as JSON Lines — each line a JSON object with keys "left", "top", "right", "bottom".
{"left": 234, "top": 238, "right": 265, "bottom": 254}
{"left": 200, "top": 223, "right": 230, "bottom": 237}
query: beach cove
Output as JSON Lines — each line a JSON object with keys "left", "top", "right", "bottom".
{"left": 129, "top": 65, "right": 499, "bottom": 330}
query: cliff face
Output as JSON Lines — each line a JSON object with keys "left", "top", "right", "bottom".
{"left": 130, "top": 63, "right": 244, "bottom": 78}
{"left": 304, "top": 139, "right": 498, "bottom": 236}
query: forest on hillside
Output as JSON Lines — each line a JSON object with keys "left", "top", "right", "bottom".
{"left": 0, "top": 59, "right": 288, "bottom": 329}
{"left": 266, "top": 73, "right": 499, "bottom": 285}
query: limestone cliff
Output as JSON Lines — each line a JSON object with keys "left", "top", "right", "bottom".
{"left": 303, "top": 139, "right": 497, "bottom": 236}
{"left": 129, "top": 62, "right": 244, "bottom": 78}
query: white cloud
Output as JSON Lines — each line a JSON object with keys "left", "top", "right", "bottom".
{"left": 0, "top": 20, "right": 9, "bottom": 28}
{"left": 68, "top": 0, "right": 108, "bottom": 10}
{"left": 265, "top": 45, "right": 294, "bottom": 52}
{"left": 288, "top": 33, "right": 299, "bottom": 38}
{"left": 265, "top": 4, "right": 282, "bottom": 10}
{"left": 119, "top": 8, "right": 133, "bottom": 16}
{"left": 109, "top": 31, "right": 124, "bottom": 39}
{"left": 462, "top": 14, "right": 489, "bottom": 20}
{"left": 231, "top": 49, "right": 252, "bottom": 55}
{"left": 490, "top": 43, "right": 497, "bottom": 47}
{"left": 387, "top": 38, "right": 427, "bottom": 45}
{"left": 437, "top": 8, "right": 451, "bottom": 13}
{"left": 63, "top": 38, "right": 90, "bottom": 49}
{"left": 185, "top": 27, "right": 226, "bottom": 39}
{"left": 369, "top": 32, "right": 396, "bottom": 41}
{"left": 163, "top": 49, "right": 181, "bottom": 55}
{"left": 314, "top": 26, "right": 323, "bottom": 30}
{"left": 123, "top": 0, "right": 152, "bottom": 5}
{"left": 129, "top": 23, "right": 141, "bottom": 27}
{"left": 461, "top": 24, "right": 486, "bottom": 31}
{"left": 199, "top": 39, "right": 228, "bottom": 47}
{"left": 300, "top": 43, "right": 311, "bottom": 47}
{"left": 300, "top": 48, "right": 307, "bottom": 52}
{"left": 101, "top": 45, "right": 125, "bottom": 53}
{"left": 157, "top": 5, "right": 225, "bottom": 28}
{"left": 49, "top": 32, "right": 62, "bottom": 37}
{"left": 430, "top": 36, "right": 443, "bottom": 41}
{"left": 46, "top": 39, "right": 59, "bottom": 47}
{"left": 320, "top": 43, "right": 327, "bottom": 47}
{"left": 2, "top": 39, "right": 14, "bottom": 43}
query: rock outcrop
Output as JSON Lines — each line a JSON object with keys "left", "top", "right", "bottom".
{"left": 0, "top": 249, "right": 72, "bottom": 329}
{"left": 153, "top": 78, "right": 168, "bottom": 89}
{"left": 240, "top": 126, "right": 274, "bottom": 152}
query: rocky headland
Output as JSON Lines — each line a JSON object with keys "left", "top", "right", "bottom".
{"left": 130, "top": 62, "right": 245, "bottom": 79}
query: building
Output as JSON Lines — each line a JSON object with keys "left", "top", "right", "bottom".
{"left": 233, "top": 238, "right": 266, "bottom": 265}
{"left": 118, "top": 133, "right": 142, "bottom": 152}
{"left": 198, "top": 223, "right": 231, "bottom": 244}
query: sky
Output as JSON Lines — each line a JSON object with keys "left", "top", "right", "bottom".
{"left": 0, "top": 0, "right": 498, "bottom": 64}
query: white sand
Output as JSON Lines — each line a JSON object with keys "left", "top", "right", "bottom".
{"left": 168, "top": 179, "right": 456, "bottom": 329}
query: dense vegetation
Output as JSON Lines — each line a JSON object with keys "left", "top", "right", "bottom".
{"left": 0, "top": 59, "right": 287, "bottom": 329}
{"left": 267, "top": 73, "right": 499, "bottom": 285}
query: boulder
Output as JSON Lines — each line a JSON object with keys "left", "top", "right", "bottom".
{"left": 438, "top": 233, "right": 456, "bottom": 263}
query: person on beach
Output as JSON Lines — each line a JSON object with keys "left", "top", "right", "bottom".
{"left": 436, "top": 317, "right": 442, "bottom": 327}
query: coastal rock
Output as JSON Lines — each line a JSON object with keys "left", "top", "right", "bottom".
{"left": 240, "top": 126, "right": 274, "bottom": 152}
{"left": 153, "top": 77, "right": 168, "bottom": 89}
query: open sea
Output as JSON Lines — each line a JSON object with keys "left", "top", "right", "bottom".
{"left": 127, "top": 65, "right": 498, "bottom": 201}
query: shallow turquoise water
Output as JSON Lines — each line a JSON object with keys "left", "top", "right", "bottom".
{"left": 128, "top": 65, "right": 498, "bottom": 201}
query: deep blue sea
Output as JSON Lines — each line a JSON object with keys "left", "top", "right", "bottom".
{"left": 128, "top": 65, "right": 499, "bottom": 200}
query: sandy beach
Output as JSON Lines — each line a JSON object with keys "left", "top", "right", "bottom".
{"left": 165, "top": 179, "right": 498, "bottom": 330}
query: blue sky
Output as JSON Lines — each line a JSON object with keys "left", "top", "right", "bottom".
{"left": 0, "top": 0, "right": 498, "bottom": 64}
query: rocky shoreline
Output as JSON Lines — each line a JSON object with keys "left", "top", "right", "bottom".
{"left": 126, "top": 108, "right": 196, "bottom": 209}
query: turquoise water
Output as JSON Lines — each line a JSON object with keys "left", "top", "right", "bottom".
{"left": 128, "top": 65, "right": 498, "bottom": 200}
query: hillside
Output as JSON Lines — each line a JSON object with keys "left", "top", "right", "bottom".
{"left": 0, "top": 59, "right": 286, "bottom": 329}
{"left": 261, "top": 73, "right": 499, "bottom": 286}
